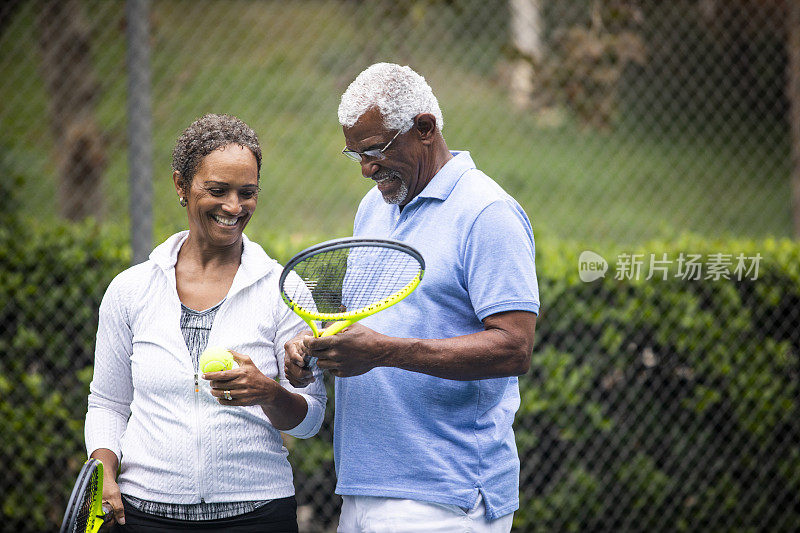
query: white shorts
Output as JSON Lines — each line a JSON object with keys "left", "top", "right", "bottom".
{"left": 337, "top": 493, "right": 514, "bottom": 533}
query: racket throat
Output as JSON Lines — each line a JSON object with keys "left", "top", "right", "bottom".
{"left": 321, "top": 319, "right": 351, "bottom": 337}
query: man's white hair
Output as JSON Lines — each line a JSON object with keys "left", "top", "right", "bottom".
{"left": 338, "top": 63, "right": 444, "bottom": 134}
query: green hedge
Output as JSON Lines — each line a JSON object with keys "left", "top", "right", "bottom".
{"left": 2, "top": 220, "right": 798, "bottom": 531}
{"left": 0, "top": 217, "right": 128, "bottom": 530}
{"left": 514, "top": 236, "right": 800, "bottom": 531}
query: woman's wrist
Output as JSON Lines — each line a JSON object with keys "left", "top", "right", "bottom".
{"left": 257, "top": 373, "right": 281, "bottom": 406}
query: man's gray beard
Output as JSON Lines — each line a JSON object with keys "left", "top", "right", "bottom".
{"left": 374, "top": 170, "right": 408, "bottom": 205}
{"left": 383, "top": 180, "right": 408, "bottom": 204}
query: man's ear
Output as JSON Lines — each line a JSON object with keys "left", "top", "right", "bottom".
{"left": 414, "top": 113, "right": 437, "bottom": 144}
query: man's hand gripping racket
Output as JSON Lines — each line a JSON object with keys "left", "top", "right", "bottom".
{"left": 279, "top": 237, "right": 424, "bottom": 380}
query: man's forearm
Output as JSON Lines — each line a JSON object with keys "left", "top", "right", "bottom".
{"left": 379, "top": 311, "right": 537, "bottom": 380}
{"left": 381, "top": 331, "right": 528, "bottom": 380}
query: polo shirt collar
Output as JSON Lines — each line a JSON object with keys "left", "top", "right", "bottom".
{"left": 412, "top": 150, "right": 475, "bottom": 203}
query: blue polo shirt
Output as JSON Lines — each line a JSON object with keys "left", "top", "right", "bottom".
{"left": 333, "top": 151, "right": 540, "bottom": 520}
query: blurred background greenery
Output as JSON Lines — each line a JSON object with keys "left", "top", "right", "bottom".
{"left": 1, "top": 0, "right": 795, "bottom": 246}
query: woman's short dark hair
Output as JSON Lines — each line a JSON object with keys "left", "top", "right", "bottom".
{"left": 171, "top": 113, "right": 262, "bottom": 191}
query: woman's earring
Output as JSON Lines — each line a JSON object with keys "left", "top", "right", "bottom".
{"left": 179, "top": 197, "right": 187, "bottom": 207}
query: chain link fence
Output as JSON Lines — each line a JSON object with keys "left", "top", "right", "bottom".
{"left": 1, "top": 0, "right": 798, "bottom": 531}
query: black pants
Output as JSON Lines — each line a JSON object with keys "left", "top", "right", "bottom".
{"left": 109, "top": 496, "right": 298, "bottom": 533}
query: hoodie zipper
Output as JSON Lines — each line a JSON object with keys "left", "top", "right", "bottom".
{"left": 194, "top": 370, "right": 207, "bottom": 503}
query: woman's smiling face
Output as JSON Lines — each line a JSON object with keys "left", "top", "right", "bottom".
{"left": 178, "top": 144, "right": 259, "bottom": 248}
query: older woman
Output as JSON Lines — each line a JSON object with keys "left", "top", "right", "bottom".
{"left": 85, "top": 114, "right": 325, "bottom": 532}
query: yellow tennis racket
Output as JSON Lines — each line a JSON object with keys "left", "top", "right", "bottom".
{"left": 59, "top": 458, "right": 111, "bottom": 533}
{"left": 279, "top": 238, "right": 425, "bottom": 358}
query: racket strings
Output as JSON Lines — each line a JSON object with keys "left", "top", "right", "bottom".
{"left": 287, "top": 246, "right": 421, "bottom": 316}
{"left": 74, "top": 471, "right": 100, "bottom": 531}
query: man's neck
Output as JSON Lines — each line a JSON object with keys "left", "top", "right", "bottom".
{"left": 402, "top": 141, "right": 453, "bottom": 208}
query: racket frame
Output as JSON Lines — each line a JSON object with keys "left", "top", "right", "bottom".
{"left": 279, "top": 237, "right": 425, "bottom": 338}
{"left": 60, "top": 458, "right": 106, "bottom": 533}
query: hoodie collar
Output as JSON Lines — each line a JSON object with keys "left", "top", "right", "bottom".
{"left": 150, "top": 231, "right": 275, "bottom": 296}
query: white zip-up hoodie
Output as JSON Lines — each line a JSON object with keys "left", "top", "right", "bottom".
{"left": 85, "top": 232, "right": 326, "bottom": 503}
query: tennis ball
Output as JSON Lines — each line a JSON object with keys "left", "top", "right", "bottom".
{"left": 199, "top": 346, "right": 235, "bottom": 373}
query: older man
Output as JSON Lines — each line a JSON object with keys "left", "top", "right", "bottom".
{"left": 286, "top": 63, "right": 539, "bottom": 532}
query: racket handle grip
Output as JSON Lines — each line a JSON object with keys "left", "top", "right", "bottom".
{"left": 304, "top": 356, "right": 317, "bottom": 369}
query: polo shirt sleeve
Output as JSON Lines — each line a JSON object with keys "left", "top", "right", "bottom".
{"left": 463, "top": 198, "right": 540, "bottom": 320}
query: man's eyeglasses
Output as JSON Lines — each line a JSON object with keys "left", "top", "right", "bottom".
{"left": 342, "top": 129, "right": 402, "bottom": 162}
